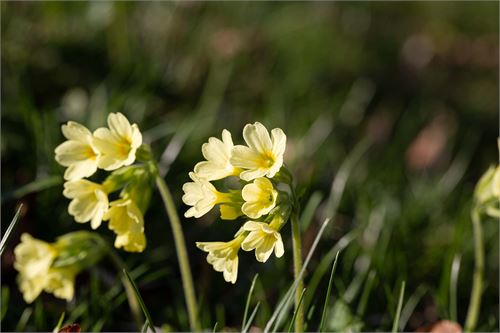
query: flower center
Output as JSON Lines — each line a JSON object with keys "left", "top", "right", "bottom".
{"left": 261, "top": 151, "right": 275, "bottom": 168}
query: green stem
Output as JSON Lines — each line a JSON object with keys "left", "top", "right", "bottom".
{"left": 291, "top": 210, "right": 304, "bottom": 332}
{"left": 155, "top": 173, "right": 200, "bottom": 331}
{"left": 464, "top": 209, "right": 484, "bottom": 332}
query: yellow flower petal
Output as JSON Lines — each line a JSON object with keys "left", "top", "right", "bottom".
{"left": 196, "top": 236, "right": 243, "bottom": 284}
{"left": 230, "top": 122, "right": 286, "bottom": 181}
{"left": 194, "top": 129, "right": 240, "bottom": 181}
{"left": 93, "top": 112, "right": 142, "bottom": 171}
{"left": 44, "top": 268, "right": 76, "bottom": 301}
{"left": 64, "top": 180, "right": 108, "bottom": 229}
{"left": 241, "top": 221, "right": 284, "bottom": 263}
{"left": 55, "top": 122, "right": 99, "bottom": 180}
{"left": 105, "top": 198, "right": 146, "bottom": 253}
{"left": 241, "top": 177, "right": 277, "bottom": 219}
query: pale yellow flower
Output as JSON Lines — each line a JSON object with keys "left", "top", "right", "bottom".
{"left": 14, "top": 234, "right": 58, "bottom": 303}
{"left": 55, "top": 121, "right": 99, "bottom": 181}
{"left": 241, "top": 177, "right": 278, "bottom": 219}
{"left": 182, "top": 172, "right": 241, "bottom": 220}
{"left": 45, "top": 268, "right": 76, "bottom": 301}
{"left": 104, "top": 198, "right": 146, "bottom": 252}
{"left": 230, "top": 122, "right": 286, "bottom": 181}
{"left": 93, "top": 112, "right": 142, "bottom": 171}
{"left": 196, "top": 236, "right": 244, "bottom": 284}
{"left": 241, "top": 221, "right": 284, "bottom": 263}
{"left": 63, "top": 180, "right": 109, "bottom": 229}
{"left": 194, "top": 129, "right": 241, "bottom": 181}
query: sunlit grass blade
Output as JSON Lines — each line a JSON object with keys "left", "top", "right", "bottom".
{"left": 300, "top": 191, "right": 323, "bottom": 232}
{"left": 392, "top": 281, "right": 406, "bottom": 333}
{"left": 0, "top": 204, "right": 23, "bottom": 256}
{"left": 303, "top": 230, "right": 357, "bottom": 313}
{"left": 1, "top": 176, "right": 62, "bottom": 203}
{"left": 212, "top": 322, "right": 218, "bottom": 333}
{"left": 264, "top": 217, "right": 331, "bottom": 333}
{"left": 287, "top": 288, "right": 306, "bottom": 333}
{"left": 123, "top": 269, "right": 156, "bottom": 333}
{"left": 399, "top": 285, "right": 427, "bottom": 331}
{"left": 242, "top": 302, "right": 261, "bottom": 333}
{"left": 15, "top": 308, "right": 33, "bottom": 332}
{"left": 321, "top": 138, "right": 371, "bottom": 221}
{"left": 52, "top": 312, "right": 65, "bottom": 333}
{"left": 141, "top": 322, "right": 149, "bottom": 333}
{"left": 319, "top": 251, "right": 340, "bottom": 332}
{"left": 242, "top": 273, "right": 259, "bottom": 331}
{"left": 449, "top": 253, "right": 461, "bottom": 322}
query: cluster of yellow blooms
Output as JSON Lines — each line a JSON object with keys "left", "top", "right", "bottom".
{"left": 54, "top": 112, "right": 149, "bottom": 252}
{"left": 183, "top": 122, "right": 292, "bottom": 284}
{"left": 14, "top": 232, "right": 104, "bottom": 303}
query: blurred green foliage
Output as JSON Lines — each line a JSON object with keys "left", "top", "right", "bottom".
{"left": 1, "top": 2, "right": 498, "bottom": 331}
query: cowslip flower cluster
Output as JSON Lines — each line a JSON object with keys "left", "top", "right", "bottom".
{"left": 55, "top": 113, "right": 153, "bottom": 252}
{"left": 473, "top": 139, "right": 500, "bottom": 218}
{"left": 183, "top": 122, "right": 293, "bottom": 284}
{"left": 474, "top": 167, "right": 500, "bottom": 218}
{"left": 14, "top": 232, "right": 104, "bottom": 303}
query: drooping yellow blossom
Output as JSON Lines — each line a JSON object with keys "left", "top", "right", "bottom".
{"left": 44, "top": 268, "right": 76, "bottom": 301}
{"left": 93, "top": 112, "right": 143, "bottom": 171}
{"left": 194, "top": 129, "right": 241, "bottom": 181}
{"left": 474, "top": 165, "right": 500, "bottom": 218}
{"left": 241, "top": 177, "right": 278, "bottom": 219}
{"left": 104, "top": 198, "right": 146, "bottom": 252}
{"left": 196, "top": 235, "right": 245, "bottom": 284}
{"left": 230, "top": 122, "right": 286, "bottom": 181}
{"left": 55, "top": 121, "right": 100, "bottom": 181}
{"left": 14, "top": 234, "right": 78, "bottom": 303}
{"left": 14, "top": 234, "right": 57, "bottom": 303}
{"left": 182, "top": 172, "right": 241, "bottom": 220}
{"left": 241, "top": 221, "right": 284, "bottom": 263}
{"left": 63, "top": 180, "right": 109, "bottom": 229}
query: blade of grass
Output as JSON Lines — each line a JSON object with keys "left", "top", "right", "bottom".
{"left": 392, "top": 281, "right": 406, "bottom": 333}
{"left": 0, "top": 204, "right": 23, "bottom": 256}
{"left": 242, "top": 273, "right": 259, "bottom": 331}
{"left": 450, "top": 254, "right": 461, "bottom": 322}
{"left": 300, "top": 191, "right": 323, "bottom": 232}
{"left": 1, "top": 176, "right": 62, "bottom": 203}
{"left": 287, "top": 288, "right": 306, "bottom": 333}
{"left": 319, "top": 251, "right": 340, "bottom": 332}
{"left": 242, "top": 302, "right": 261, "bottom": 333}
{"left": 265, "top": 218, "right": 331, "bottom": 333}
{"left": 303, "top": 230, "right": 357, "bottom": 313}
{"left": 356, "top": 270, "right": 376, "bottom": 317}
{"left": 1, "top": 286, "right": 9, "bottom": 321}
{"left": 123, "top": 269, "right": 156, "bottom": 333}
{"left": 399, "top": 285, "right": 427, "bottom": 331}
{"left": 212, "top": 322, "right": 218, "bottom": 333}
{"left": 52, "top": 312, "right": 65, "bottom": 333}
{"left": 15, "top": 308, "right": 33, "bottom": 332}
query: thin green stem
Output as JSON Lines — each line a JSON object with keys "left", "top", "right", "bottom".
{"left": 291, "top": 210, "right": 304, "bottom": 332}
{"left": 465, "top": 209, "right": 484, "bottom": 332}
{"left": 155, "top": 173, "right": 200, "bottom": 331}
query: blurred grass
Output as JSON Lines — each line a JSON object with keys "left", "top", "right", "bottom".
{"left": 1, "top": 1, "right": 499, "bottom": 331}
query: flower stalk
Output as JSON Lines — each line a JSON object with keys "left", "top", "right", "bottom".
{"left": 154, "top": 167, "right": 200, "bottom": 331}
{"left": 291, "top": 209, "right": 304, "bottom": 332}
{"left": 464, "top": 208, "right": 484, "bottom": 332}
